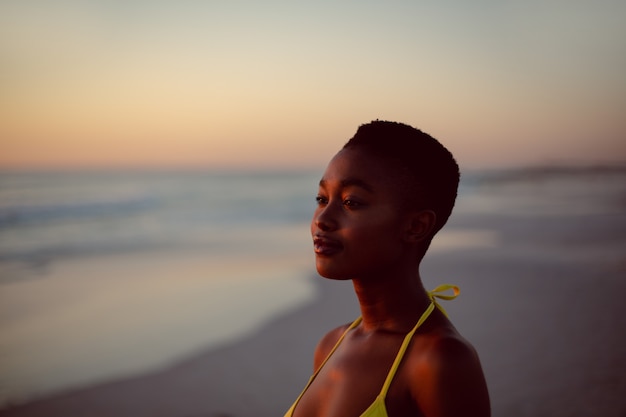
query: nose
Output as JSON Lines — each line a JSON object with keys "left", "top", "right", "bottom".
{"left": 312, "top": 204, "right": 338, "bottom": 232}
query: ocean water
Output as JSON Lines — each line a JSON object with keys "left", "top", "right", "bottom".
{"left": 0, "top": 170, "right": 320, "bottom": 267}
{"left": 0, "top": 166, "right": 624, "bottom": 407}
{"left": 3, "top": 166, "right": 623, "bottom": 268}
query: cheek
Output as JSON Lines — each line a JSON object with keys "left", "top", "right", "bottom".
{"left": 348, "top": 216, "right": 403, "bottom": 248}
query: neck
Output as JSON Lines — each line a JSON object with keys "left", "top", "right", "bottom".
{"left": 352, "top": 267, "right": 431, "bottom": 334}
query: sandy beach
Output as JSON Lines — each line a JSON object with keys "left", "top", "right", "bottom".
{"left": 1, "top": 173, "right": 625, "bottom": 417}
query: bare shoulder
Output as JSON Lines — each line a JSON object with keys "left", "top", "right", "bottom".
{"left": 408, "top": 329, "right": 490, "bottom": 417}
{"left": 312, "top": 322, "right": 352, "bottom": 371}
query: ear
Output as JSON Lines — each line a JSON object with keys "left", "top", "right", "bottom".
{"left": 404, "top": 209, "right": 436, "bottom": 243}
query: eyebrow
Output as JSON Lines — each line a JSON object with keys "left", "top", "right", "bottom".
{"left": 319, "top": 177, "right": 375, "bottom": 193}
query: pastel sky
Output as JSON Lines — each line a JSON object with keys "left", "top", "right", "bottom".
{"left": 1, "top": 0, "right": 625, "bottom": 170}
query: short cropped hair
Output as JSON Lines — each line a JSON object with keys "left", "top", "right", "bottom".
{"left": 343, "top": 120, "right": 460, "bottom": 238}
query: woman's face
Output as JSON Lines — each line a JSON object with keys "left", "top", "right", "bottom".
{"left": 310, "top": 148, "right": 411, "bottom": 280}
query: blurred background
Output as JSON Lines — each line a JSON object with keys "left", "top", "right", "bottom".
{"left": 1, "top": 1, "right": 625, "bottom": 416}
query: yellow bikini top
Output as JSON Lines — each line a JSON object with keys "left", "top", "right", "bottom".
{"left": 284, "top": 284, "right": 459, "bottom": 417}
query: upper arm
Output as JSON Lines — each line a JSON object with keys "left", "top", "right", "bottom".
{"left": 411, "top": 336, "right": 490, "bottom": 417}
{"left": 312, "top": 324, "right": 349, "bottom": 372}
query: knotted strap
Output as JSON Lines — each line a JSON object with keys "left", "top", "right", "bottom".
{"left": 427, "top": 284, "right": 460, "bottom": 317}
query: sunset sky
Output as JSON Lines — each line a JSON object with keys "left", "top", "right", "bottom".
{"left": 1, "top": 0, "right": 625, "bottom": 170}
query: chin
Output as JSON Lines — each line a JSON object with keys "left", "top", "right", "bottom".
{"left": 315, "top": 264, "right": 354, "bottom": 281}
{"left": 318, "top": 273, "right": 352, "bottom": 281}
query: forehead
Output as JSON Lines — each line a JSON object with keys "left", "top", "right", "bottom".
{"left": 320, "top": 148, "right": 401, "bottom": 193}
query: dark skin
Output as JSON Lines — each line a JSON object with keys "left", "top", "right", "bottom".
{"left": 291, "top": 148, "right": 490, "bottom": 417}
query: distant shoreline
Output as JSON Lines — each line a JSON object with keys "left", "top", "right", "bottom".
{"left": 1, "top": 160, "right": 625, "bottom": 175}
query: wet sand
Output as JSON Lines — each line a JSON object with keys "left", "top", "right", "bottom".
{"left": 1, "top": 205, "right": 625, "bottom": 416}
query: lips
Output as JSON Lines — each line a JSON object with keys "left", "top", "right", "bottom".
{"left": 313, "top": 235, "right": 343, "bottom": 256}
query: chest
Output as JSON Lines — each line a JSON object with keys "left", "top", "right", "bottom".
{"left": 293, "top": 334, "right": 422, "bottom": 417}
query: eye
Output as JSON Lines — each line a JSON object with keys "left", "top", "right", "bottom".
{"left": 315, "top": 195, "right": 328, "bottom": 205}
{"left": 343, "top": 199, "right": 362, "bottom": 208}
